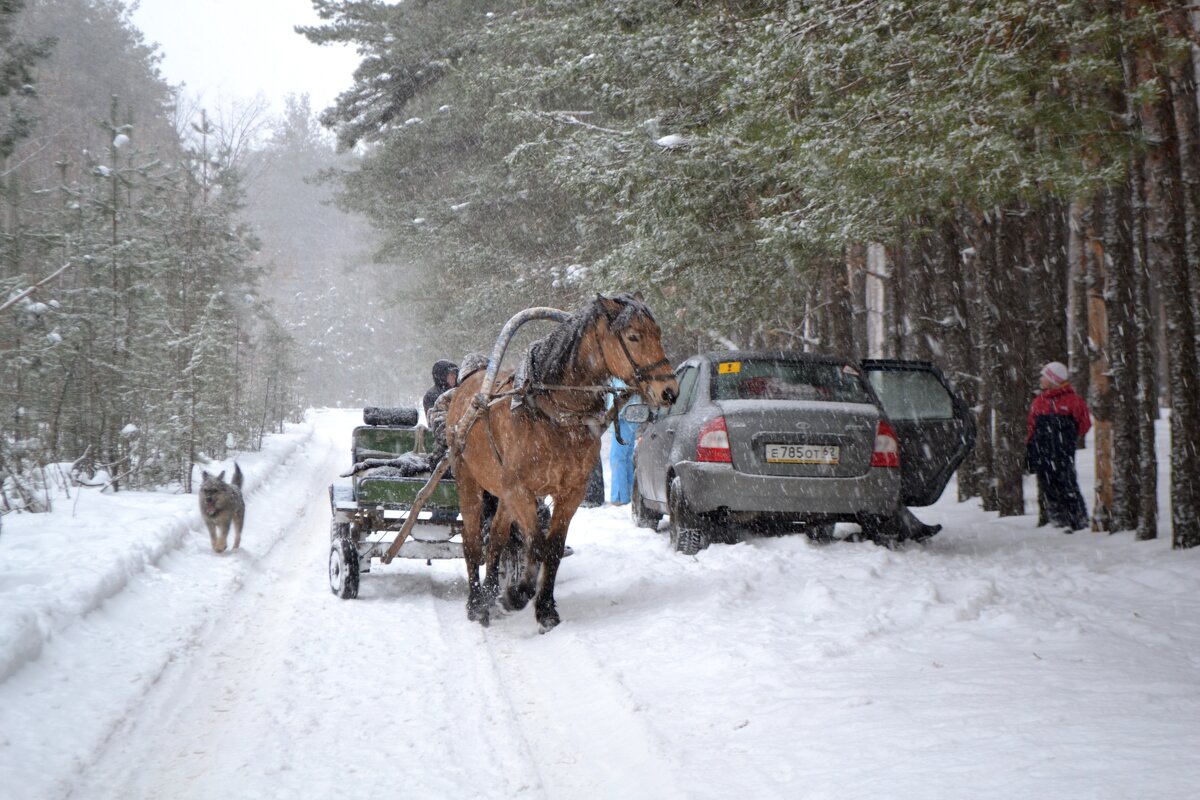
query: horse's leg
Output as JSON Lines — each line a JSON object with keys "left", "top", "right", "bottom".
{"left": 481, "top": 495, "right": 510, "bottom": 610}
{"left": 456, "top": 475, "right": 490, "bottom": 626}
{"left": 534, "top": 488, "right": 585, "bottom": 633}
{"left": 500, "top": 494, "right": 542, "bottom": 612}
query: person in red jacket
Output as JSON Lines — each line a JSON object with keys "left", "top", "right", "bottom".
{"left": 1026, "top": 361, "right": 1091, "bottom": 531}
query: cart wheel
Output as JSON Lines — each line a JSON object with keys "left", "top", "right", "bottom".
{"left": 496, "top": 533, "right": 524, "bottom": 592}
{"left": 330, "top": 520, "right": 350, "bottom": 540}
{"left": 329, "top": 537, "right": 360, "bottom": 599}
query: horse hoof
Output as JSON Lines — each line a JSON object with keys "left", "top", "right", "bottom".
{"left": 536, "top": 608, "right": 560, "bottom": 633}
{"left": 467, "top": 601, "right": 491, "bottom": 626}
{"left": 501, "top": 586, "right": 534, "bottom": 612}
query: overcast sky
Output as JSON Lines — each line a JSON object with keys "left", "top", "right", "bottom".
{"left": 131, "top": 0, "right": 359, "bottom": 115}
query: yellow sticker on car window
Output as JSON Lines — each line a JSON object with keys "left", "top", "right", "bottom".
{"left": 718, "top": 361, "right": 741, "bottom": 374}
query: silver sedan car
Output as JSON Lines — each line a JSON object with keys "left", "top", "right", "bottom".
{"left": 627, "top": 352, "right": 974, "bottom": 553}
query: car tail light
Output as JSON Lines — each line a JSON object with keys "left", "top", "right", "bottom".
{"left": 871, "top": 419, "right": 900, "bottom": 468}
{"left": 697, "top": 416, "right": 732, "bottom": 463}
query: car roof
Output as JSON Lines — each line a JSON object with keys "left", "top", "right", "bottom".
{"left": 688, "top": 350, "right": 855, "bottom": 368}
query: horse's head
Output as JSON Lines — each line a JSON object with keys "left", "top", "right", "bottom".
{"left": 594, "top": 293, "right": 680, "bottom": 409}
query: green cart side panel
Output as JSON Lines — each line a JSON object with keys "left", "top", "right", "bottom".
{"left": 348, "top": 422, "right": 458, "bottom": 509}
{"left": 354, "top": 475, "right": 460, "bottom": 508}
{"left": 352, "top": 425, "right": 436, "bottom": 462}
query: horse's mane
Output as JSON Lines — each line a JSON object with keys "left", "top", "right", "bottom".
{"left": 517, "top": 293, "right": 655, "bottom": 388}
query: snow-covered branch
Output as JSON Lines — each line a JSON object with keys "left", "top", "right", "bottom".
{"left": 0, "top": 263, "right": 72, "bottom": 314}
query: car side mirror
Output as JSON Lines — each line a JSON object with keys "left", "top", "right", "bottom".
{"left": 621, "top": 403, "right": 651, "bottom": 424}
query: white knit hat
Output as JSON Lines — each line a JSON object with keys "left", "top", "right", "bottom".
{"left": 1041, "top": 361, "right": 1068, "bottom": 385}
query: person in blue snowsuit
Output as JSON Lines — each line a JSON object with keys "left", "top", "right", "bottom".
{"left": 607, "top": 378, "right": 640, "bottom": 505}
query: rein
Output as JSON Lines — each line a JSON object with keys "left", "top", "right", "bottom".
{"left": 459, "top": 298, "right": 672, "bottom": 454}
{"left": 601, "top": 320, "right": 674, "bottom": 393}
{"left": 511, "top": 305, "right": 671, "bottom": 439}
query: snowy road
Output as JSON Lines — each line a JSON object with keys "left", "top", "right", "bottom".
{"left": 2, "top": 409, "right": 1199, "bottom": 799}
{"left": 4, "top": 413, "right": 684, "bottom": 800}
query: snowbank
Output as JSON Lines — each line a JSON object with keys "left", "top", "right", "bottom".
{"left": 0, "top": 417, "right": 316, "bottom": 683}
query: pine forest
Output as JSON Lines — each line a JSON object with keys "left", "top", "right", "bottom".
{"left": 3, "top": 0, "right": 1200, "bottom": 549}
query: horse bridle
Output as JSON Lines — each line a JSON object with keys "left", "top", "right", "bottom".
{"left": 480, "top": 302, "right": 675, "bottom": 444}
{"left": 594, "top": 307, "right": 674, "bottom": 446}
{"left": 600, "top": 309, "right": 674, "bottom": 396}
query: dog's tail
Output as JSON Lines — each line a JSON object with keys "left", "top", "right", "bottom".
{"left": 232, "top": 462, "right": 243, "bottom": 489}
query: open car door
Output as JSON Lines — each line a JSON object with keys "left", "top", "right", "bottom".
{"left": 861, "top": 360, "right": 976, "bottom": 508}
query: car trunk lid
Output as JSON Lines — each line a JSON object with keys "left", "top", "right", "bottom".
{"left": 717, "top": 399, "right": 881, "bottom": 478}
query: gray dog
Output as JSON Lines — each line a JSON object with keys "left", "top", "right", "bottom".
{"left": 199, "top": 464, "right": 245, "bottom": 553}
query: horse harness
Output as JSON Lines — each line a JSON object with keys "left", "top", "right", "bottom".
{"left": 514, "top": 315, "right": 673, "bottom": 436}
{"left": 463, "top": 375, "right": 616, "bottom": 467}
{"left": 456, "top": 330, "right": 670, "bottom": 465}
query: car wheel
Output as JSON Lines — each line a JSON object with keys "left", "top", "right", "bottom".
{"left": 631, "top": 479, "right": 662, "bottom": 530}
{"left": 668, "top": 476, "right": 708, "bottom": 555}
{"left": 857, "top": 514, "right": 903, "bottom": 548}
{"left": 803, "top": 522, "right": 837, "bottom": 543}
{"left": 672, "top": 527, "right": 706, "bottom": 556}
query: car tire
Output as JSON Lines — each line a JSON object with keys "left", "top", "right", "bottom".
{"left": 803, "top": 522, "right": 837, "bottom": 543}
{"left": 857, "top": 514, "right": 903, "bottom": 548}
{"left": 668, "top": 476, "right": 708, "bottom": 555}
{"left": 631, "top": 479, "right": 662, "bottom": 530}
{"left": 672, "top": 527, "right": 706, "bottom": 556}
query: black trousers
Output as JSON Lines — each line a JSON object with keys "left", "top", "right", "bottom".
{"left": 1029, "top": 415, "right": 1088, "bottom": 531}
{"left": 1034, "top": 454, "right": 1088, "bottom": 530}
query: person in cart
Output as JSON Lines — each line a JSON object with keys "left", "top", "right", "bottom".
{"left": 422, "top": 359, "right": 459, "bottom": 418}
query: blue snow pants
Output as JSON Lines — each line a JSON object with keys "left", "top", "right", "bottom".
{"left": 609, "top": 418, "right": 637, "bottom": 504}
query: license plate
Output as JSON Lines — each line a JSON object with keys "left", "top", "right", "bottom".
{"left": 765, "top": 443, "right": 839, "bottom": 465}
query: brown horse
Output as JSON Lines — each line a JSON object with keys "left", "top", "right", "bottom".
{"left": 445, "top": 294, "right": 679, "bottom": 632}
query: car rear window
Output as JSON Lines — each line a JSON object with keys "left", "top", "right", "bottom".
{"left": 709, "top": 359, "right": 873, "bottom": 404}
{"left": 866, "top": 369, "right": 955, "bottom": 420}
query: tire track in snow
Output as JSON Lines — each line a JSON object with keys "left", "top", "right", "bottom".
{"left": 0, "top": 422, "right": 330, "bottom": 800}
{"left": 67, "top": 412, "right": 543, "bottom": 799}
{"left": 62, "top": 429, "right": 345, "bottom": 799}
{"left": 470, "top": 610, "right": 688, "bottom": 799}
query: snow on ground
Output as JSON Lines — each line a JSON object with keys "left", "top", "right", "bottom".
{"left": 0, "top": 408, "right": 1197, "bottom": 799}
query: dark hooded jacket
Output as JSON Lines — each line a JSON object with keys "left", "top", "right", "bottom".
{"left": 1026, "top": 382, "right": 1091, "bottom": 530}
{"left": 422, "top": 359, "right": 459, "bottom": 415}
